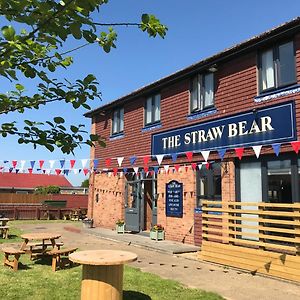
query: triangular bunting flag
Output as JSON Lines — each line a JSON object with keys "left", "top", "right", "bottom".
{"left": 117, "top": 157, "right": 124, "bottom": 167}
{"left": 81, "top": 159, "right": 88, "bottom": 168}
{"left": 133, "top": 167, "right": 139, "bottom": 174}
{"left": 113, "top": 168, "right": 118, "bottom": 176}
{"left": 39, "top": 160, "right": 44, "bottom": 169}
{"left": 105, "top": 158, "right": 111, "bottom": 167}
{"left": 129, "top": 156, "right": 137, "bottom": 165}
{"left": 174, "top": 164, "right": 180, "bottom": 172}
{"left": 64, "top": 170, "right": 70, "bottom": 176}
{"left": 217, "top": 149, "right": 226, "bottom": 161}
{"left": 49, "top": 160, "right": 55, "bottom": 169}
{"left": 185, "top": 166, "right": 189, "bottom": 172}
{"left": 205, "top": 162, "right": 210, "bottom": 170}
{"left": 70, "top": 160, "right": 76, "bottom": 168}
{"left": 16, "top": 169, "right": 20, "bottom": 174}
{"left": 235, "top": 147, "right": 244, "bottom": 160}
{"left": 201, "top": 150, "right": 210, "bottom": 162}
{"left": 59, "top": 160, "right": 65, "bottom": 168}
{"left": 20, "top": 160, "right": 26, "bottom": 169}
{"left": 185, "top": 151, "right": 193, "bottom": 162}
{"left": 144, "top": 166, "right": 149, "bottom": 173}
{"left": 73, "top": 169, "right": 78, "bottom": 175}
{"left": 272, "top": 143, "right": 281, "bottom": 156}
{"left": 156, "top": 154, "right": 164, "bottom": 165}
{"left": 28, "top": 168, "right": 33, "bottom": 174}
{"left": 30, "top": 160, "right": 36, "bottom": 169}
{"left": 171, "top": 153, "right": 178, "bottom": 163}
{"left": 93, "top": 159, "right": 99, "bottom": 169}
{"left": 291, "top": 141, "right": 300, "bottom": 154}
{"left": 252, "top": 145, "right": 262, "bottom": 158}
{"left": 9, "top": 168, "right": 13, "bottom": 173}
{"left": 83, "top": 168, "right": 89, "bottom": 176}
{"left": 55, "top": 169, "right": 61, "bottom": 175}
{"left": 143, "top": 156, "right": 150, "bottom": 165}
{"left": 123, "top": 167, "right": 128, "bottom": 174}
{"left": 191, "top": 163, "right": 197, "bottom": 170}
{"left": 153, "top": 166, "right": 159, "bottom": 174}
{"left": 164, "top": 165, "right": 170, "bottom": 173}
{"left": 12, "top": 160, "right": 17, "bottom": 168}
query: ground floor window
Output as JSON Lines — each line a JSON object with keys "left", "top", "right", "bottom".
{"left": 196, "top": 163, "right": 221, "bottom": 207}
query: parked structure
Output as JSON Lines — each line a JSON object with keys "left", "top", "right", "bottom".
{"left": 86, "top": 18, "right": 300, "bottom": 282}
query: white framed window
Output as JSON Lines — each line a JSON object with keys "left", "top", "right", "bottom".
{"left": 112, "top": 107, "right": 124, "bottom": 135}
{"left": 145, "top": 94, "right": 160, "bottom": 126}
{"left": 190, "top": 73, "right": 214, "bottom": 113}
{"left": 259, "top": 41, "right": 296, "bottom": 93}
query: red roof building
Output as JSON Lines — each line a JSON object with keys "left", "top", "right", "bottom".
{"left": 0, "top": 173, "right": 72, "bottom": 193}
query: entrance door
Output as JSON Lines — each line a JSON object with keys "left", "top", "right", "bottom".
{"left": 125, "top": 180, "right": 142, "bottom": 232}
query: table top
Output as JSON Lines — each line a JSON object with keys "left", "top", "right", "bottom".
{"left": 0, "top": 218, "right": 9, "bottom": 221}
{"left": 20, "top": 232, "right": 61, "bottom": 240}
{"left": 69, "top": 250, "right": 137, "bottom": 266}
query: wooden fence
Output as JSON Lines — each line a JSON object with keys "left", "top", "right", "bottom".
{"left": 199, "top": 200, "right": 300, "bottom": 283}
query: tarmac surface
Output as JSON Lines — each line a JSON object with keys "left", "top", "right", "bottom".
{"left": 8, "top": 222, "right": 300, "bottom": 300}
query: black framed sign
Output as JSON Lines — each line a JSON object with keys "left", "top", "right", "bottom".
{"left": 165, "top": 180, "right": 183, "bottom": 217}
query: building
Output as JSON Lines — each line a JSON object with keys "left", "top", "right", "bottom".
{"left": 86, "top": 18, "right": 300, "bottom": 282}
{"left": 0, "top": 173, "right": 73, "bottom": 194}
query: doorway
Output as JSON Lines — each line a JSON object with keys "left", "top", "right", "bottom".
{"left": 125, "top": 173, "right": 157, "bottom": 232}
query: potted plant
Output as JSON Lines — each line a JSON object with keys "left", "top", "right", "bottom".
{"left": 115, "top": 219, "right": 125, "bottom": 234}
{"left": 150, "top": 224, "right": 165, "bottom": 241}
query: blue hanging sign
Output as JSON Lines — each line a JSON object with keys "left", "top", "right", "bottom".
{"left": 166, "top": 180, "right": 183, "bottom": 217}
{"left": 152, "top": 101, "right": 296, "bottom": 155}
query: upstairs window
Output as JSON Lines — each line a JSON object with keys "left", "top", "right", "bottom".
{"left": 112, "top": 107, "right": 124, "bottom": 135}
{"left": 145, "top": 94, "right": 160, "bottom": 126}
{"left": 190, "top": 73, "right": 214, "bottom": 113}
{"left": 259, "top": 41, "right": 296, "bottom": 93}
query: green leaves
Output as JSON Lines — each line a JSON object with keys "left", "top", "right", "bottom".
{"left": 70, "top": 23, "right": 82, "bottom": 40}
{"left": 54, "top": 117, "right": 65, "bottom": 124}
{"left": 2, "top": 25, "right": 15, "bottom": 41}
{"left": 140, "top": 14, "right": 168, "bottom": 38}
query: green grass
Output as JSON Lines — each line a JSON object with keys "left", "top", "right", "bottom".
{"left": 0, "top": 222, "right": 223, "bottom": 300}
{"left": 0, "top": 255, "right": 222, "bottom": 300}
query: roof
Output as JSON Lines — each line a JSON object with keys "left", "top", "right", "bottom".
{"left": 85, "top": 17, "right": 300, "bottom": 117}
{"left": 0, "top": 173, "right": 73, "bottom": 189}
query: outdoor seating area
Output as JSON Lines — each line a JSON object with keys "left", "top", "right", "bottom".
{"left": 1, "top": 231, "right": 77, "bottom": 272}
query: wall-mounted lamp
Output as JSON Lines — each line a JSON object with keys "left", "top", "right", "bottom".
{"left": 208, "top": 64, "right": 218, "bottom": 73}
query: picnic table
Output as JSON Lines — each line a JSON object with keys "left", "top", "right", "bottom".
{"left": 70, "top": 250, "right": 137, "bottom": 300}
{"left": 20, "top": 232, "right": 62, "bottom": 258}
{"left": 0, "top": 218, "right": 10, "bottom": 239}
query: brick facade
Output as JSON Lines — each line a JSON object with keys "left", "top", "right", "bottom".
{"left": 87, "top": 20, "right": 300, "bottom": 245}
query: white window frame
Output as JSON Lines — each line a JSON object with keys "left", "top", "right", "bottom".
{"left": 111, "top": 107, "right": 124, "bottom": 135}
{"left": 145, "top": 94, "right": 161, "bottom": 126}
{"left": 190, "top": 73, "right": 214, "bottom": 113}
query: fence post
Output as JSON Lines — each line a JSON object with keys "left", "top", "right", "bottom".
{"left": 294, "top": 206, "right": 300, "bottom": 256}
{"left": 35, "top": 207, "right": 40, "bottom": 220}
{"left": 14, "top": 207, "right": 18, "bottom": 220}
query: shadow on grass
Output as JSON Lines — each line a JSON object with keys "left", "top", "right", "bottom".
{"left": 18, "top": 262, "right": 32, "bottom": 270}
{"left": 124, "top": 291, "right": 152, "bottom": 300}
{"left": 33, "top": 256, "right": 79, "bottom": 271}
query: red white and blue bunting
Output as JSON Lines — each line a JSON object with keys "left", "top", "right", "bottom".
{"left": 1, "top": 141, "right": 300, "bottom": 177}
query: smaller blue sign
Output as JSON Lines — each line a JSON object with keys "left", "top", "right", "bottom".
{"left": 166, "top": 180, "right": 183, "bottom": 217}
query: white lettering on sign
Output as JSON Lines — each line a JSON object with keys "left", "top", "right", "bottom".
{"left": 162, "top": 116, "right": 275, "bottom": 149}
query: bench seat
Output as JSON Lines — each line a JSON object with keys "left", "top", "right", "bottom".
{"left": 48, "top": 247, "right": 77, "bottom": 272}
{"left": 2, "top": 247, "right": 25, "bottom": 271}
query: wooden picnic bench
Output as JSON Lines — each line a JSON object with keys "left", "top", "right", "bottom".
{"left": 2, "top": 247, "right": 25, "bottom": 271}
{"left": 48, "top": 247, "right": 77, "bottom": 272}
{"left": 0, "top": 225, "right": 9, "bottom": 239}
{"left": 25, "top": 241, "right": 64, "bottom": 260}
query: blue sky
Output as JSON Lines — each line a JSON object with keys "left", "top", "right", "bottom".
{"left": 0, "top": 1, "right": 299, "bottom": 185}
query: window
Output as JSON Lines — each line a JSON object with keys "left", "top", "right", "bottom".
{"left": 196, "top": 163, "right": 221, "bottom": 207}
{"left": 145, "top": 94, "right": 160, "bottom": 126}
{"left": 259, "top": 41, "right": 296, "bottom": 92}
{"left": 190, "top": 73, "right": 214, "bottom": 112}
{"left": 112, "top": 107, "right": 124, "bottom": 135}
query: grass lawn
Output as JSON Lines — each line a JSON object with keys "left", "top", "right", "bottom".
{"left": 0, "top": 222, "right": 223, "bottom": 300}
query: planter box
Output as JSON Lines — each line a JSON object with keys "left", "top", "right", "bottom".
{"left": 150, "top": 230, "right": 165, "bottom": 241}
{"left": 116, "top": 224, "right": 125, "bottom": 234}
{"left": 82, "top": 219, "right": 93, "bottom": 229}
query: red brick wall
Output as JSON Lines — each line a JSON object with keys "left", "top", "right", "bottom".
{"left": 50, "top": 194, "right": 88, "bottom": 209}
{"left": 93, "top": 33, "right": 300, "bottom": 167}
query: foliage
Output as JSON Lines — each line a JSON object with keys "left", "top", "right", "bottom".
{"left": 152, "top": 224, "right": 164, "bottom": 231}
{"left": 0, "top": 1, "right": 168, "bottom": 153}
{"left": 116, "top": 218, "right": 125, "bottom": 225}
{"left": 34, "top": 185, "right": 61, "bottom": 194}
{"left": 80, "top": 178, "right": 89, "bottom": 188}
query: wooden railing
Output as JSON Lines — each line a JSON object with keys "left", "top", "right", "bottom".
{"left": 202, "top": 200, "right": 300, "bottom": 254}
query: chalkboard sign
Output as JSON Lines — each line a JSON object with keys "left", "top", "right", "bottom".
{"left": 165, "top": 180, "right": 183, "bottom": 217}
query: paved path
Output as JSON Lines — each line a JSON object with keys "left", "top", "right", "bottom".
{"left": 12, "top": 222, "right": 300, "bottom": 300}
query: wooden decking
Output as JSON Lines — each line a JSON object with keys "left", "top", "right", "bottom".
{"left": 199, "top": 200, "right": 300, "bottom": 283}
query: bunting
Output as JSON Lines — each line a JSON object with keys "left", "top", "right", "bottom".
{"left": 272, "top": 143, "right": 281, "bottom": 156}
{"left": 156, "top": 154, "right": 164, "bottom": 165}
{"left": 235, "top": 147, "right": 244, "bottom": 160}
{"left": 201, "top": 150, "right": 210, "bottom": 162}
{"left": 291, "top": 141, "right": 300, "bottom": 154}
{"left": 252, "top": 145, "right": 262, "bottom": 158}
{"left": 117, "top": 157, "right": 124, "bottom": 167}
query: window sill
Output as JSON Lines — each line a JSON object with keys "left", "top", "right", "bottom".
{"left": 141, "top": 123, "right": 162, "bottom": 133}
{"left": 109, "top": 133, "right": 124, "bottom": 141}
{"left": 187, "top": 108, "right": 217, "bottom": 121}
{"left": 255, "top": 84, "right": 300, "bottom": 103}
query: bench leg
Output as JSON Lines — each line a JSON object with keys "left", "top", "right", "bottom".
{"left": 52, "top": 254, "right": 58, "bottom": 272}
{"left": 13, "top": 254, "right": 20, "bottom": 271}
{"left": 5, "top": 229, "right": 8, "bottom": 239}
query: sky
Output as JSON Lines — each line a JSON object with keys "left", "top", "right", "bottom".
{"left": 0, "top": 0, "right": 299, "bottom": 186}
